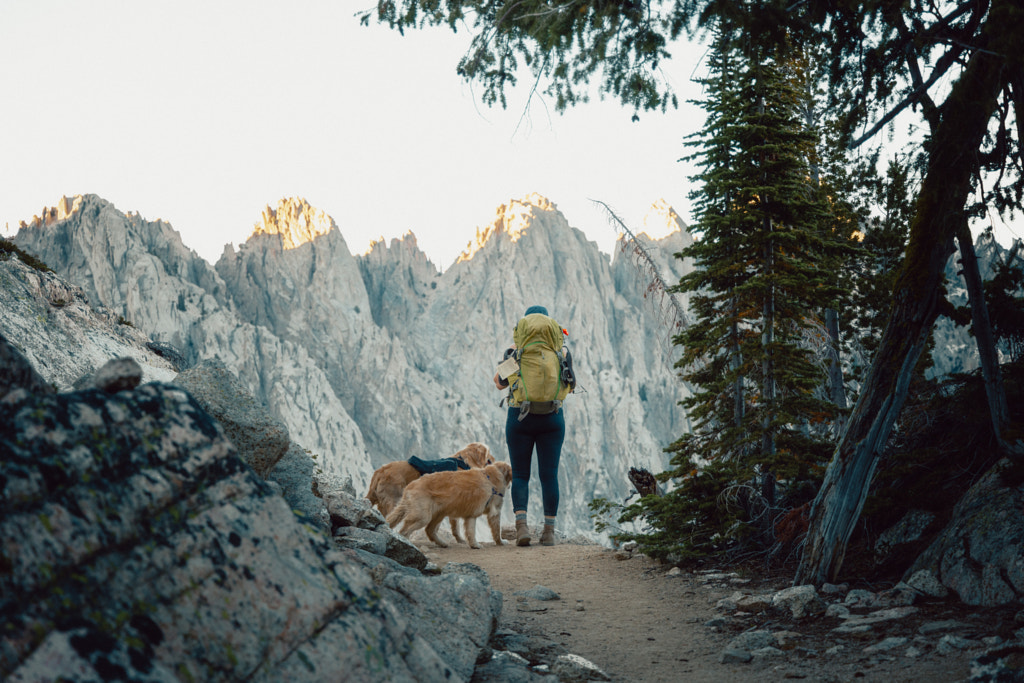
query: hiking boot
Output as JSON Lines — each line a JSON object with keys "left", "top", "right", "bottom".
{"left": 540, "top": 525, "right": 555, "bottom": 546}
{"left": 516, "top": 520, "right": 531, "bottom": 546}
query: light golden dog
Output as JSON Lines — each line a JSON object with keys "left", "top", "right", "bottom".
{"left": 365, "top": 442, "right": 495, "bottom": 542}
{"left": 387, "top": 461, "right": 512, "bottom": 549}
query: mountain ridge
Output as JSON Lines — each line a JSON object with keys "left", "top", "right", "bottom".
{"left": 11, "top": 192, "right": 693, "bottom": 540}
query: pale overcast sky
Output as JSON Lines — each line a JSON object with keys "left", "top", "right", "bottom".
{"left": 2, "top": 2, "right": 1018, "bottom": 270}
{"left": 1, "top": 1, "right": 711, "bottom": 269}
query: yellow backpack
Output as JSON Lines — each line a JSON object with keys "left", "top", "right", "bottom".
{"left": 507, "top": 313, "right": 574, "bottom": 419}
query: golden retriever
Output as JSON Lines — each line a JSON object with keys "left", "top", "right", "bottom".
{"left": 387, "top": 461, "right": 512, "bottom": 549}
{"left": 365, "top": 442, "right": 495, "bottom": 541}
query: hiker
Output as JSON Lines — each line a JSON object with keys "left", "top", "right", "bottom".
{"left": 492, "top": 304, "right": 575, "bottom": 547}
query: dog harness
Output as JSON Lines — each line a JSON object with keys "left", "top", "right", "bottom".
{"left": 485, "top": 473, "right": 504, "bottom": 503}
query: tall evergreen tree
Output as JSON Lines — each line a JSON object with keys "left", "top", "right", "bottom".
{"left": 612, "top": 34, "right": 845, "bottom": 561}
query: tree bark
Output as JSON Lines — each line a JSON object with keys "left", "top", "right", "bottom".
{"left": 825, "top": 308, "right": 847, "bottom": 438}
{"left": 795, "top": 0, "right": 1023, "bottom": 586}
{"left": 955, "top": 223, "right": 1011, "bottom": 442}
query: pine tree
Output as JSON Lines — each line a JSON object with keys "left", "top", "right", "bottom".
{"left": 613, "top": 33, "right": 847, "bottom": 561}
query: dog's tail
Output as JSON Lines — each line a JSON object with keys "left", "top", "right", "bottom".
{"left": 386, "top": 504, "right": 407, "bottom": 528}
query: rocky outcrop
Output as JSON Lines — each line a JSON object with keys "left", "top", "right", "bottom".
{"left": 906, "top": 460, "right": 1024, "bottom": 606}
{"left": 0, "top": 249, "right": 177, "bottom": 390}
{"left": 10, "top": 195, "right": 376, "bottom": 498}
{"left": 0, "top": 360, "right": 504, "bottom": 681}
{"left": 0, "top": 331, "right": 52, "bottom": 397}
{"left": 174, "top": 358, "right": 291, "bottom": 478}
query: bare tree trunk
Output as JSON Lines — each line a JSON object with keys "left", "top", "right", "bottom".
{"left": 795, "top": 0, "right": 1021, "bottom": 585}
{"left": 825, "top": 308, "right": 847, "bottom": 438}
{"left": 955, "top": 223, "right": 1011, "bottom": 442}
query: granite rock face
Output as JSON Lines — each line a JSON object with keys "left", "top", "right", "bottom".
{"left": 174, "top": 358, "right": 291, "bottom": 478}
{"left": 906, "top": 460, "right": 1024, "bottom": 606}
{"left": 12, "top": 193, "right": 696, "bottom": 539}
{"left": 0, "top": 375, "right": 499, "bottom": 681}
{"left": 0, "top": 248, "right": 177, "bottom": 391}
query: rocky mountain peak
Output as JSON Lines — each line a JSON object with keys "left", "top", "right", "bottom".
{"left": 642, "top": 199, "right": 689, "bottom": 244}
{"left": 22, "top": 194, "right": 93, "bottom": 229}
{"left": 457, "top": 193, "right": 560, "bottom": 263}
{"left": 253, "top": 197, "right": 336, "bottom": 250}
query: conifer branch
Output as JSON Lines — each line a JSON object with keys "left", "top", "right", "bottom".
{"left": 591, "top": 199, "right": 690, "bottom": 332}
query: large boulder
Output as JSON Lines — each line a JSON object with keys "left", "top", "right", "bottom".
{"left": 174, "top": 357, "right": 290, "bottom": 478}
{"left": 266, "top": 441, "right": 330, "bottom": 532}
{"left": 907, "top": 459, "right": 1024, "bottom": 606}
{"left": 0, "top": 332, "right": 53, "bottom": 398}
{"left": 0, "top": 380, "right": 497, "bottom": 681}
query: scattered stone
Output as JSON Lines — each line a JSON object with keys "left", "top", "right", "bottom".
{"left": 716, "top": 595, "right": 739, "bottom": 612}
{"left": 918, "top": 619, "right": 972, "bottom": 636}
{"left": 821, "top": 583, "right": 850, "bottom": 596}
{"left": 832, "top": 607, "right": 919, "bottom": 634}
{"left": 550, "top": 653, "right": 611, "bottom": 682}
{"left": 334, "top": 526, "right": 388, "bottom": 555}
{"left": 472, "top": 650, "right": 548, "bottom": 683}
{"left": 666, "top": 567, "right": 683, "bottom": 577}
{"left": 773, "top": 585, "right": 826, "bottom": 619}
{"left": 875, "top": 582, "right": 919, "bottom": 607}
{"left": 736, "top": 594, "right": 774, "bottom": 612}
{"left": 864, "top": 637, "right": 909, "bottom": 654}
{"left": 906, "top": 569, "right": 950, "bottom": 598}
{"left": 514, "top": 585, "right": 560, "bottom": 601}
{"left": 967, "top": 644, "right": 1024, "bottom": 683}
{"left": 490, "top": 630, "right": 569, "bottom": 666}
{"left": 87, "top": 357, "right": 143, "bottom": 392}
{"left": 774, "top": 631, "right": 804, "bottom": 649}
{"left": 728, "top": 630, "right": 779, "bottom": 652}
{"left": 324, "top": 488, "right": 388, "bottom": 532}
{"left": 826, "top": 603, "right": 851, "bottom": 619}
{"left": 704, "top": 617, "right": 730, "bottom": 630}
{"left": 936, "top": 634, "right": 982, "bottom": 655}
{"left": 844, "top": 589, "right": 877, "bottom": 607}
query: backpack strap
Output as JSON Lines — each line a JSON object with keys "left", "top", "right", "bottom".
{"left": 517, "top": 399, "right": 563, "bottom": 422}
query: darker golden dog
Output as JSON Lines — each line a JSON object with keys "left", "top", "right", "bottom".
{"left": 387, "top": 461, "right": 512, "bottom": 549}
{"left": 365, "top": 442, "right": 495, "bottom": 541}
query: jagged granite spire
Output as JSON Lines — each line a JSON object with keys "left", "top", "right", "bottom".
{"left": 252, "top": 197, "right": 336, "bottom": 250}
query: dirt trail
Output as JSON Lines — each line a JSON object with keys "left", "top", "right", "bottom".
{"left": 423, "top": 539, "right": 979, "bottom": 683}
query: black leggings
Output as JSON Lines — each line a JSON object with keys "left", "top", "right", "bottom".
{"left": 505, "top": 407, "right": 565, "bottom": 517}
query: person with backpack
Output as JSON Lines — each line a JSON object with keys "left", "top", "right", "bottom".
{"left": 492, "top": 305, "right": 575, "bottom": 546}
